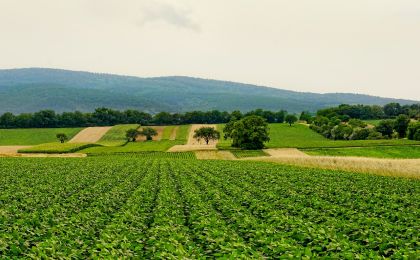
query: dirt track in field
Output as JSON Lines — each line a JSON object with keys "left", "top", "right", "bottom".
{"left": 136, "top": 126, "right": 164, "bottom": 141}
{"left": 69, "top": 127, "right": 112, "bottom": 143}
{"left": 0, "top": 146, "right": 32, "bottom": 154}
{"left": 168, "top": 124, "right": 218, "bottom": 152}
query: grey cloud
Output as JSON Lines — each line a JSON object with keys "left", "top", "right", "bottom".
{"left": 138, "top": 1, "right": 200, "bottom": 32}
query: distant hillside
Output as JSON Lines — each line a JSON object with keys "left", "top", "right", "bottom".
{"left": 0, "top": 68, "right": 417, "bottom": 114}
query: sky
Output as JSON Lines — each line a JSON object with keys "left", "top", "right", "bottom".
{"left": 0, "top": 0, "right": 419, "bottom": 100}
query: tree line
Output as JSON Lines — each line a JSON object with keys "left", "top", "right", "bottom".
{"left": 0, "top": 108, "right": 287, "bottom": 129}
{"left": 315, "top": 103, "right": 419, "bottom": 120}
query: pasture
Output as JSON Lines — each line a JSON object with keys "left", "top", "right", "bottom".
{"left": 217, "top": 123, "right": 420, "bottom": 149}
{"left": 0, "top": 156, "right": 418, "bottom": 258}
{"left": 0, "top": 128, "right": 82, "bottom": 145}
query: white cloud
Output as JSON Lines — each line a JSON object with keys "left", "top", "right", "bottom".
{"left": 137, "top": 1, "right": 200, "bottom": 32}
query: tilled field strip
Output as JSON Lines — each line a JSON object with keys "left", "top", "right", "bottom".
{"left": 69, "top": 127, "right": 112, "bottom": 143}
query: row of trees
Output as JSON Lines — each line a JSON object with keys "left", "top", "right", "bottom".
{"left": 310, "top": 114, "right": 420, "bottom": 140}
{"left": 316, "top": 103, "right": 420, "bottom": 120}
{"left": 0, "top": 108, "right": 288, "bottom": 129}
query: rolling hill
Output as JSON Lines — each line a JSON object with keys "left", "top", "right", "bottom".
{"left": 0, "top": 68, "right": 417, "bottom": 114}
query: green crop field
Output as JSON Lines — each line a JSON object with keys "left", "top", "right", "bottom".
{"left": 231, "top": 150, "right": 268, "bottom": 158}
{"left": 0, "top": 128, "right": 83, "bottom": 145}
{"left": 161, "top": 126, "right": 175, "bottom": 140}
{"left": 0, "top": 157, "right": 418, "bottom": 258}
{"left": 175, "top": 125, "right": 190, "bottom": 141}
{"left": 97, "top": 124, "right": 139, "bottom": 146}
{"left": 81, "top": 140, "right": 185, "bottom": 154}
{"left": 304, "top": 145, "right": 420, "bottom": 159}
{"left": 218, "top": 123, "right": 420, "bottom": 149}
{"left": 18, "top": 142, "right": 99, "bottom": 153}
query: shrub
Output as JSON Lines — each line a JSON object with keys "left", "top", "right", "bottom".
{"left": 349, "top": 128, "right": 370, "bottom": 140}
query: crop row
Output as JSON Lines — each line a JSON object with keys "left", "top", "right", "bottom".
{"left": 0, "top": 157, "right": 418, "bottom": 258}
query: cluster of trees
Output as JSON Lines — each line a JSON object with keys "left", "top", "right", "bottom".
{"left": 310, "top": 114, "right": 419, "bottom": 140}
{"left": 316, "top": 103, "right": 420, "bottom": 120}
{"left": 126, "top": 127, "right": 158, "bottom": 142}
{"left": 0, "top": 108, "right": 288, "bottom": 129}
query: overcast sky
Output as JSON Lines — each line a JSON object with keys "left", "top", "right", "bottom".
{"left": 1, "top": 0, "right": 419, "bottom": 100}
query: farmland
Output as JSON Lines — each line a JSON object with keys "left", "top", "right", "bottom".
{"left": 0, "top": 156, "right": 418, "bottom": 258}
{"left": 0, "top": 128, "right": 82, "bottom": 145}
{"left": 218, "top": 123, "right": 420, "bottom": 149}
{"left": 97, "top": 124, "right": 139, "bottom": 146}
{"left": 18, "top": 142, "right": 99, "bottom": 154}
{"left": 304, "top": 145, "right": 420, "bottom": 159}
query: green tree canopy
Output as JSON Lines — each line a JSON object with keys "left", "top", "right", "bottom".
{"left": 375, "top": 119, "right": 395, "bottom": 138}
{"left": 223, "top": 115, "right": 270, "bottom": 149}
{"left": 394, "top": 114, "right": 410, "bottom": 138}
{"left": 126, "top": 128, "right": 139, "bottom": 142}
{"left": 56, "top": 133, "right": 68, "bottom": 143}
{"left": 285, "top": 114, "right": 298, "bottom": 126}
{"left": 139, "top": 127, "right": 158, "bottom": 141}
{"left": 193, "top": 127, "right": 220, "bottom": 145}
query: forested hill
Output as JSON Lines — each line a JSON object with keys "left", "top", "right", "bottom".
{"left": 0, "top": 68, "right": 416, "bottom": 114}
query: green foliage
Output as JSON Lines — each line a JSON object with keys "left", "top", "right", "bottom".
{"left": 394, "top": 114, "right": 410, "bottom": 138}
{"left": 299, "top": 111, "right": 312, "bottom": 123}
{"left": 99, "top": 124, "right": 139, "bottom": 145}
{"left": 408, "top": 122, "right": 420, "bottom": 140}
{"left": 0, "top": 157, "right": 418, "bottom": 258}
{"left": 139, "top": 127, "right": 158, "bottom": 141}
{"left": 231, "top": 150, "right": 268, "bottom": 158}
{"left": 348, "top": 119, "right": 367, "bottom": 128}
{"left": 19, "top": 142, "right": 99, "bottom": 153}
{"left": 56, "top": 133, "right": 68, "bottom": 143}
{"left": 218, "top": 123, "right": 419, "bottom": 149}
{"left": 0, "top": 128, "right": 82, "bottom": 145}
{"left": 375, "top": 119, "right": 395, "bottom": 138}
{"left": 349, "top": 128, "right": 371, "bottom": 140}
{"left": 223, "top": 116, "right": 270, "bottom": 149}
{"left": 331, "top": 124, "right": 353, "bottom": 140}
{"left": 304, "top": 145, "right": 420, "bottom": 158}
{"left": 125, "top": 128, "right": 139, "bottom": 142}
{"left": 285, "top": 114, "right": 298, "bottom": 126}
{"left": 193, "top": 127, "right": 220, "bottom": 145}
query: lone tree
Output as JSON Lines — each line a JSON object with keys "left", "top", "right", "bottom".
{"left": 139, "top": 127, "right": 158, "bottom": 141}
{"left": 285, "top": 114, "right": 298, "bottom": 126}
{"left": 224, "top": 115, "right": 270, "bottom": 149}
{"left": 193, "top": 127, "right": 220, "bottom": 145}
{"left": 126, "top": 128, "right": 139, "bottom": 142}
{"left": 56, "top": 133, "right": 68, "bottom": 143}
